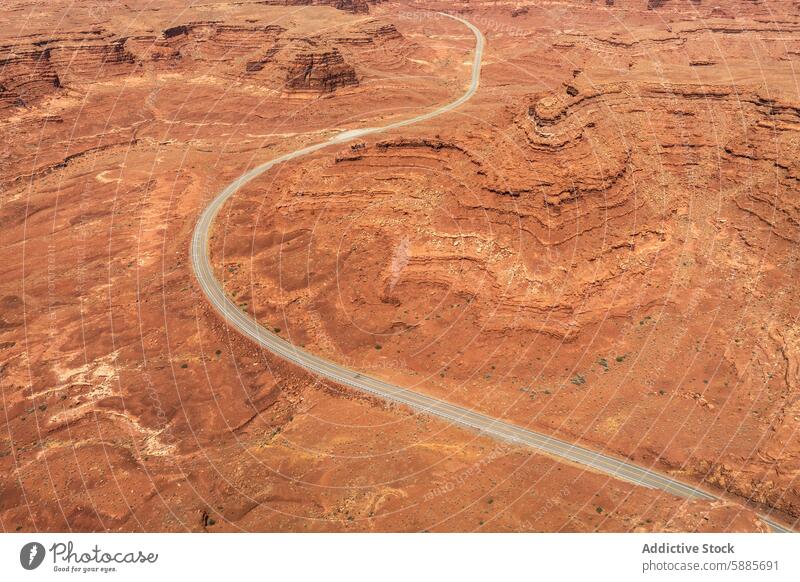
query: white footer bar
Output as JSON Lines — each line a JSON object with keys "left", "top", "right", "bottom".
{"left": 2, "top": 533, "right": 797, "bottom": 581}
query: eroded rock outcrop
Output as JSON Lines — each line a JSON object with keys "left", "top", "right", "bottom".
{"left": 217, "top": 1, "right": 800, "bottom": 526}
{"left": 0, "top": 11, "right": 407, "bottom": 116}
{"left": 284, "top": 48, "right": 358, "bottom": 93}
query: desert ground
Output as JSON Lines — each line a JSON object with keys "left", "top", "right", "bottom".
{"left": 1, "top": 0, "right": 798, "bottom": 532}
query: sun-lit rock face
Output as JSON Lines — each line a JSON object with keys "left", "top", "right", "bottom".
{"left": 217, "top": 1, "right": 800, "bottom": 524}
{"left": 0, "top": 9, "right": 408, "bottom": 116}
{"left": 1, "top": 0, "right": 796, "bottom": 533}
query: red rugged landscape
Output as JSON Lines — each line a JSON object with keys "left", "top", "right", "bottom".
{"left": 1, "top": 0, "right": 798, "bottom": 532}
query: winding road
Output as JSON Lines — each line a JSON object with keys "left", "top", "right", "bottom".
{"left": 190, "top": 12, "right": 792, "bottom": 533}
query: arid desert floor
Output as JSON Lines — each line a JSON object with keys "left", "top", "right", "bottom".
{"left": 2, "top": 0, "right": 799, "bottom": 532}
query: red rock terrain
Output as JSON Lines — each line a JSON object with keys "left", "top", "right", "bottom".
{"left": 0, "top": 0, "right": 789, "bottom": 532}
{"left": 216, "top": 0, "right": 800, "bottom": 528}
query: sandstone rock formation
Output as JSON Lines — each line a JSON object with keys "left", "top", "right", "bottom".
{"left": 217, "top": 1, "right": 800, "bottom": 527}
{"left": 1, "top": 0, "right": 796, "bottom": 533}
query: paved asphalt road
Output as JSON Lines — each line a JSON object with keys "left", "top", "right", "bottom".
{"left": 190, "top": 13, "right": 792, "bottom": 533}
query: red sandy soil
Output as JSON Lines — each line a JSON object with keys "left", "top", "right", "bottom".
{"left": 215, "top": 0, "right": 800, "bottom": 527}
{"left": 0, "top": 0, "right": 781, "bottom": 532}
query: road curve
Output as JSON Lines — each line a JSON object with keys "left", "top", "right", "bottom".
{"left": 190, "top": 12, "right": 792, "bottom": 533}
